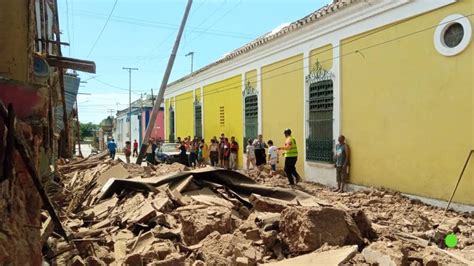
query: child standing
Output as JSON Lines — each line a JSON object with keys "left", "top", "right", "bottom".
{"left": 246, "top": 139, "right": 259, "bottom": 175}
{"left": 197, "top": 140, "right": 204, "bottom": 167}
{"left": 124, "top": 141, "right": 132, "bottom": 164}
{"left": 267, "top": 140, "right": 279, "bottom": 175}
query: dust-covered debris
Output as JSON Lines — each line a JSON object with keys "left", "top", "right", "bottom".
{"left": 39, "top": 156, "right": 474, "bottom": 265}
{"left": 279, "top": 206, "right": 363, "bottom": 253}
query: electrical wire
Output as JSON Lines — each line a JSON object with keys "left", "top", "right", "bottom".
{"left": 65, "top": 0, "right": 71, "bottom": 56}
{"left": 183, "top": 0, "right": 243, "bottom": 49}
{"left": 82, "top": 74, "right": 146, "bottom": 96}
{"left": 134, "top": 0, "right": 247, "bottom": 65}
{"left": 86, "top": 0, "right": 119, "bottom": 58}
{"left": 167, "top": 13, "right": 474, "bottom": 104}
{"left": 62, "top": 8, "right": 254, "bottom": 39}
{"left": 165, "top": 13, "right": 474, "bottom": 101}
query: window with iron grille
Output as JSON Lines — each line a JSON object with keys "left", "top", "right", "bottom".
{"left": 306, "top": 79, "right": 334, "bottom": 162}
{"left": 244, "top": 95, "right": 258, "bottom": 150}
{"left": 194, "top": 103, "right": 202, "bottom": 138}
{"left": 169, "top": 109, "right": 175, "bottom": 143}
{"left": 219, "top": 106, "right": 225, "bottom": 126}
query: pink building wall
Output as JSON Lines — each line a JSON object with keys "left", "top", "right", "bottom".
{"left": 141, "top": 109, "right": 164, "bottom": 142}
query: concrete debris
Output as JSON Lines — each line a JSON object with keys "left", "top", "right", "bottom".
{"left": 249, "top": 193, "right": 294, "bottom": 213}
{"left": 96, "top": 164, "right": 129, "bottom": 186}
{"left": 177, "top": 205, "right": 237, "bottom": 245}
{"left": 38, "top": 157, "right": 474, "bottom": 266}
{"left": 262, "top": 245, "right": 358, "bottom": 265}
{"left": 279, "top": 206, "right": 363, "bottom": 253}
{"left": 362, "top": 241, "right": 407, "bottom": 266}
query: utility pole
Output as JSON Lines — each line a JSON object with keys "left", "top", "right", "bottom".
{"left": 122, "top": 67, "right": 138, "bottom": 144}
{"left": 75, "top": 101, "right": 83, "bottom": 158}
{"left": 185, "top": 51, "right": 194, "bottom": 74}
{"left": 107, "top": 109, "right": 115, "bottom": 117}
{"left": 136, "top": 0, "right": 193, "bottom": 164}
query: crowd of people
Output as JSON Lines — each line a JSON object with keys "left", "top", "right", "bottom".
{"left": 106, "top": 129, "right": 350, "bottom": 192}
{"left": 173, "top": 134, "right": 240, "bottom": 170}
{"left": 170, "top": 133, "right": 290, "bottom": 177}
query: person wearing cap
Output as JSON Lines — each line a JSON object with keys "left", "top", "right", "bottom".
{"left": 278, "top": 128, "right": 301, "bottom": 185}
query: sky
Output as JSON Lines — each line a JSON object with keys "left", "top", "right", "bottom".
{"left": 58, "top": 0, "right": 331, "bottom": 123}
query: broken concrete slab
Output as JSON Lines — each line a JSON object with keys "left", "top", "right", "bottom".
{"left": 262, "top": 245, "right": 358, "bottom": 265}
{"left": 245, "top": 229, "right": 261, "bottom": 241}
{"left": 255, "top": 212, "right": 280, "bottom": 230}
{"left": 130, "top": 231, "right": 155, "bottom": 254}
{"left": 236, "top": 256, "right": 250, "bottom": 266}
{"left": 91, "top": 218, "right": 111, "bottom": 229}
{"left": 362, "top": 241, "right": 407, "bottom": 266}
{"left": 184, "top": 187, "right": 235, "bottom": 209}
{"left": 280, "top": 206, "right": 363, "bottom": 253}
{"left": 149, "top": 253, "right": 185, "bottom": 266}
{"left": 249, "top": 194, "right": 294, "bottom": 213}
{"left": 169, "top": 175, "right": 194, "bottom": 193}
{"left": 177, "top": 206, "right": 236, "bottom": 245}
{"left": 151, "top": 241, "right": 176, "bottom": 260}
{"left": 99, "top": 178, "right": 159, "bottom": 200}
{"left": 83, "top": 197, "right": 118, "bottom": 217}
{"left": 124, "top": 202, "right": 158, "bottom": 225}
{"left": 97, "top": 164, "right": 130, "bottom": 186}
{"left": 438, "top": 217, "right": 465, "bottom": 233}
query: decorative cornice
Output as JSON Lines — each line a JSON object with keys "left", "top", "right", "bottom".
{"left": 306, "top": 60, "right": 334, "bottom": 83}
{"left": 243, "top": 81, "right": 257, "bottom": 97}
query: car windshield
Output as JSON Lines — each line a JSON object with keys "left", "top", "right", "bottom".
{"left": 160, "top": 144, "right": 177, "bottom": 152}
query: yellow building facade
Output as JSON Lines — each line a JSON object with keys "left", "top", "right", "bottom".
{"left": 164, "top": 0, "right": 473, "bottom": 206}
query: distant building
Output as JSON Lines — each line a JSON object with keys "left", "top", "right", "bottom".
{"left": 114, "top": 94, "right": 164, "bottom": 151}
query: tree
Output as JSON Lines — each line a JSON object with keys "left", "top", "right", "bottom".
{"left": 80, "top": 122, "right": 98, "bottom": 139}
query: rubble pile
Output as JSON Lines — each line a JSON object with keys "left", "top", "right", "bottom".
{"left": 262, "top": 177, "right": 474, "bottom": 265}
{"left": 40, "top": 155, "right": 474, "bottom": 265}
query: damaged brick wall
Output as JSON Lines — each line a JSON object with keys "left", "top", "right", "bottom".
{"left": 0, "top": 119, "right": 43, "bottom": 265}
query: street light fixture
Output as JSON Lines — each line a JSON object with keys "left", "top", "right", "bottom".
{"left": 185, "top": 51, "right": 194, "bottom": 74}
{"left": 122, "top": 67, "right": 139, "bottom": 143}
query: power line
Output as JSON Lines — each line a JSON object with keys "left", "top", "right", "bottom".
{"left": 183, "top": 0, "right": 243, "bottom": 49}
{"left": 71, "top": 0, "right": 75, "bottom": 56}
{"left": 65, "top": 0, "right": 71, "bottom": 56}
{"left": 86, "top": 0, "right": 119, "bottom": 58}
{"left": 84, "top": 74, "right": 146, "bottom": 95}
{"left": 165, "top": 13, "right": 474, "bottom": 99}
{"left": 167, "top": 13, "right": 474, "bottom": 104}
{"left": 61, "top": 8, "right": 254, "bottom": 39}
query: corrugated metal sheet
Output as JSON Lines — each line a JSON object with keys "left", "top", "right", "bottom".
{"left": 55, "top": 74, "right": 80, "bottom": 131}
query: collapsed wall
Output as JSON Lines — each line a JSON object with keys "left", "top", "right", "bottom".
{"left": 0, "top": 120, "right": 42, "bottom": 265}
{"left": 39, "top": 157, "right": 474, "bottom": 265}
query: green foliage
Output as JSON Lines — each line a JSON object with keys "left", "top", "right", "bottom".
{"left": 80, "top": 122, "right": 99, "bottom": 139}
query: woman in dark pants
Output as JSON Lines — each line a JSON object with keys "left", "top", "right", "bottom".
{"left": 253, "top": 134, "right": 268, "bottom": 169}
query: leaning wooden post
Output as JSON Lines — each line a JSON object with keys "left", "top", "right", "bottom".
{"left": 444, "top": 150, "right": 473, "bottom": 213}
{"left": 136, "top": 0, "right": 193, "bottom": 164}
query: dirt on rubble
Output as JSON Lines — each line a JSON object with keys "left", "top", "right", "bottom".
{"left": 39, "top": 155, "right": 474, "bottom": 265}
